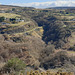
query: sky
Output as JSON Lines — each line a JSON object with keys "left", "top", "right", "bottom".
{"left": 0, "top": 0, "right": 75, "bottom": 8}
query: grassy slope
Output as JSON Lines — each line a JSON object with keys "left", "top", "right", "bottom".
{"left": 10, "top": 21, "right": 31, "bottom": 27}
{"left": 0, "top": 13, "right": 21, "bottom": 18}
{"left": 12, "top": 27, "right": 43, "bottom": 38}
{"left": 68, "top": 32, "right": 75, "bottom": 46}
{"left": 0, "top": 13, "right": 43, "bottom": 38}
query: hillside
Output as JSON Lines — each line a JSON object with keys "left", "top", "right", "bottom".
{"left": 0, "top": 5, "right": 75, "bottom": 75}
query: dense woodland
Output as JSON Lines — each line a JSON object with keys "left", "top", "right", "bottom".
{"left": 0, "top": 5, "right": 75, "bottom": 75}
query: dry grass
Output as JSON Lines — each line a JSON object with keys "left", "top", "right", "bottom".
{"left": 55, "top": 49, "right": 75, "bottom": 57}
{"left": 12, "top": 27, "right": 43, "bottom": 36}
{"left": 0, "top": 62, "right": 6, "bottom": 69}
{"left": 10, "top": 21, "right": 28, "bottom": 27}
{"left": 31, "top": 31, "right": 41, "bottom": 38}
{"left": 68, "top": 32, "right": 75, "bottom": 46}
{"left": 39, "top": 28, "right": 44, "bottom": 33}
{"left": 26, "top": 70, "right": 74, "bottom": 75}
{"left": 58, "top": 16, "right": 75, "bottom": 19}
{"left": 67, "top": 51, "right": 75, "bottom": 57}
{"left": 0, "top": 13, "right": 21, "bottom": 18}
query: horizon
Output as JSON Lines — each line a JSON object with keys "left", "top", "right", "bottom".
{"left": 0, "top": 4, "right": 75, "bottom": 9}
{"left": 0, "top": 0, "right": 75, "bottom": 8}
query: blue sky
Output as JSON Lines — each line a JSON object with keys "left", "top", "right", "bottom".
{"left": 0, "top": 0, "right": 75, "bottom": 8}
{"left": 0, "top": 0, "right": 55, "bottom": 4}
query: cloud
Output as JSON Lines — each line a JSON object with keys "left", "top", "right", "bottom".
{"left": 11, "top": 0, "right": 75, "bottom": 8}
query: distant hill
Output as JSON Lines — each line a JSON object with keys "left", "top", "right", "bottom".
{"left": 0, "top": 5, "right": 19, "bottom": 10}
{"left": 47, "top": 7, "right": 75, "bottom": 9}
{"left": 0, "top": 5, "right": 35, "bottom": 10}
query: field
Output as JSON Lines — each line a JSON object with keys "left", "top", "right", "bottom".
{"left": 58, "top": 15, "right": 75, "bottom": 19}
{"left": 0, "top": 13, "right": 21, "bottom": 18}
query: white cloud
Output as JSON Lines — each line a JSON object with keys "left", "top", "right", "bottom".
{"left": 11, "top": 0, "right": 75, "bottom": 8}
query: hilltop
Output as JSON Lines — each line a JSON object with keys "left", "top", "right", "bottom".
{"left": 48, "top": 7, "right": 75, "bottom": 9}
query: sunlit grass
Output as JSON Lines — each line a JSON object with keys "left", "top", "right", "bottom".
{"left": 10, "top": 21, "right": 27, "bottom": 27}
{"left": 0, "top": 13, "right": 21, "bottom": 18}
{"left": 58, "top": 16, "right": 75, "bottom": 19}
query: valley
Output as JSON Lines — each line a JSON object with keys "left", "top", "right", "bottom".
{"left": 0, "top": 5, "right": 75, "bottom": 75}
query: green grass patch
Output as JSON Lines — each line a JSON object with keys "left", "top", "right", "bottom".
{"left": 0, "top": 13, "right": 21, "bottom": 18}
